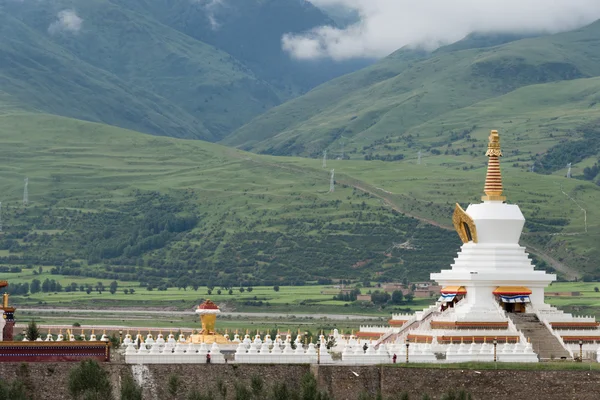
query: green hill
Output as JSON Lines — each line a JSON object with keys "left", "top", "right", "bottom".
{"left": 0, "top": 109, "right": 598, "bottom": 289}
{"left": 1, "top": 0, "right": 283, "bottom": 140}
{"left": 126, "top": 0, "right": 371, "bottom": 98}
{"left": 225, "top": 21, "right": 600, "bottom": 159}
{"left": 0, "top": 11, "right": 213, "bottom": 140}
{"left": 0, "top": 0, "right": 368, "bottom": 141}
{"left": 0, "top": 110, "right": 463, "bottom": 287}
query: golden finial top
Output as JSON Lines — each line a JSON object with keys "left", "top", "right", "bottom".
{"left": 485, "top": 130, "right": 502, "bottom": 157}
{"left": 482, "top": 129, "right": 506, "bottom": 202}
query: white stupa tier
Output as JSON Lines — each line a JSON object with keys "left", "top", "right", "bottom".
{"left": 430, "top": 201, "right": 555, "bottom": 321}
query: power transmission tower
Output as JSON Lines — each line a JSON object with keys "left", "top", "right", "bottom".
{"left": 0, "top": 202, "right": 3, "bottom": 232}
{"left": 329, "top": 169, "right": 335, "bottom": 193}
{"left": 23, "top": 178, "right": 28, "bottom": 206}
{"left": 566, "top": 163, "right": 572, "bottom": 178}
{"left": 339, "top": 135, "right": 347, "bottom": 160}
{"left": 417, "top": 150, "right": 422, "bottom": 165}
{"left": 323, "top": 150, "right": 327, "bottom": 168}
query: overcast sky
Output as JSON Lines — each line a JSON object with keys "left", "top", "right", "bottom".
{"left": 282, "top": 0, "right": 600, "bottom": 60}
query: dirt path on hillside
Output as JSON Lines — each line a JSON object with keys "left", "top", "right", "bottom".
{"left": 248, "top": 157, "right": 581, "bottom": 279}
{"left": 341, "top": 177, "right": 580, "bottom": 280}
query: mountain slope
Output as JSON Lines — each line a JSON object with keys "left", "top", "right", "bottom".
{"left": 2, "top": 0, "right": 285, "bottom": 140}
{"left": 0, "top": 110, "right": 461, "bottom": 285}
{"left": 0, "top": 11, "right": 212, "bottom": 140}
{"left": 121, "top": 0, "right": 371, "bottom": 98}
{"left": 226, "top": 20, "right": 600, "bottom": 156}
{"left": 0, "top": 110, "right": 598, "bottom": 285}
{"left": 1, "top": 0, "right": 370, "bottom": 141}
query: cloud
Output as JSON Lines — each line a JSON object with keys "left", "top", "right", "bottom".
{"left": 193, "top": 0, "right": 225, "bottom": 30}
{"left": 48, "top": 9, "right": 83, "bottom": 35}
{"left": 283, "top": 0, "right": 600, "bottom": 60}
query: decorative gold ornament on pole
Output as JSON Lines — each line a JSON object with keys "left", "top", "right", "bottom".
{"left": 482, "top": 130, "right": 506, "bottom": 202}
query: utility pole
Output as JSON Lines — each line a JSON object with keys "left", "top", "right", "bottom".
{"left": 23, "top": 178, "right": 28, "bottom": 206}
{"left": 329, "top": 169, "right": 335, "bottom": 193}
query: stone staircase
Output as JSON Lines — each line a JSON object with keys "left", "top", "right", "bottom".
{"left": 509, "top": 313, "right": 571, "bottom": 360}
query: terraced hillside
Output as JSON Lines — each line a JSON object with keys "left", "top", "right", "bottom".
{"left": 225, "top": 20, "right": 600, "bottom": 171}
{"left": 0, "top": 109, "right": 464, "bottom": 287}
{"left": 0, "top": 105, "right": 598, "bottom": 288}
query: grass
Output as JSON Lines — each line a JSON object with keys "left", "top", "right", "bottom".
{"left": 15, "top": 310, "right": 381, "bottom": 334}
{"left": 0, "top": 0, "right": 288, "bottom": 141}
{"left": 226, "top": 19, "right": 600, "bottom": 159}
{"left": 0, "top": 104, "right": 598, "bottom": 288}
{"left": 0, "top": 268, "right": 415, "bottom": 316}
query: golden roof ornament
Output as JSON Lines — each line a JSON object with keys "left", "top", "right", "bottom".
{"left": 482, "top": 130, "right": 506, "bottom": 202}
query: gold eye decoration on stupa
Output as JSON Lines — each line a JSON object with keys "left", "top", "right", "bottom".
{"left": 452, "top": 203, "right": 478, "bottom": 244}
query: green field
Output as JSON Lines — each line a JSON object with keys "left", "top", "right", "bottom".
{"left": 4, "top": 261, "right": 600, "bottom": 332}
{"left": 0, "top": 267, "right": 429, "bottom": 314}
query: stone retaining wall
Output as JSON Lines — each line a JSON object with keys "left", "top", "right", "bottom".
{"left": 0, "top": 363, "right": 597, "bottom": 400}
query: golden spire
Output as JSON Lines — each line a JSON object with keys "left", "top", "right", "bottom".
{"left": 482, "top": 130, "right": 506, "bottom": 202}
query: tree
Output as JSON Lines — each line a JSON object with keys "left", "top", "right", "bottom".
{"left": 273, "top": 285, "right": 280, "bottom": 292}
{"left": 405, "top": 293, "right": 415, "bottom": 303}
{"left": 26, "top": 320, "right": 40, "bottom": 341}
{"left": 595, "top": 287, "right": 599, "bottom": 293}
{"left": 123, "top": 289, "right": 129, "bottom": 295}
{"left": 109, "top": 281, "right": 118, "bottom": 295}
{"left": 228, "top": 289, "right": 233, "bottom": 295}
{"left": 371, "top": 290, "right": 390, "bottom": 305}
{"left": 0, "top": 378, "right": 27, "bottom": 400}
{"left": 207, "top": 289, "right": 213, "bottom": 295}
{"left": 247, "top": 287, "right": 253, "bottom": 293}
{"left": 167, "top": 374, "right": 181, "bottom": 397}
{"left": 41, "top": 279, "right": 50, "bottom": 293}
{"left": 217, "top": 289, "right": 222, "bottom": 295}
{"left": 239, "top": 287, "right": 245, "bottom": 293}
{"left": 120, "top": 374, "right": 142, "bottom": 400}
{"left": 30, "top": 279, "right": 41, "bottom": 294}
{"left": 68, "top": 359, "right": 113, "bottom": 400}
{"left": 251, "top": 375, "right": 264, "bottom": 400}
{"left": 391, "top": 290, "right": 404, "bottom": 304}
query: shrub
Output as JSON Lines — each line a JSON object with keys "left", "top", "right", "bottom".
{"left": 168, "top": 374, "right": 181, "bottom": 397}
{"left": 120, "top": 374, "right": 142, "bottom": 400}
{"left": 26, "top": 320, "right": 40, "bottom": 341}
{"left": 68, "top": 359, "right": 113, "bottom": 400}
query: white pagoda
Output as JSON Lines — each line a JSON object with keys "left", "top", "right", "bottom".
{"left": 366, "top": 130, "right": 600, "bottom": 362}
{"left": 431, "top": 129, "right": 554, "bottom": 319}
